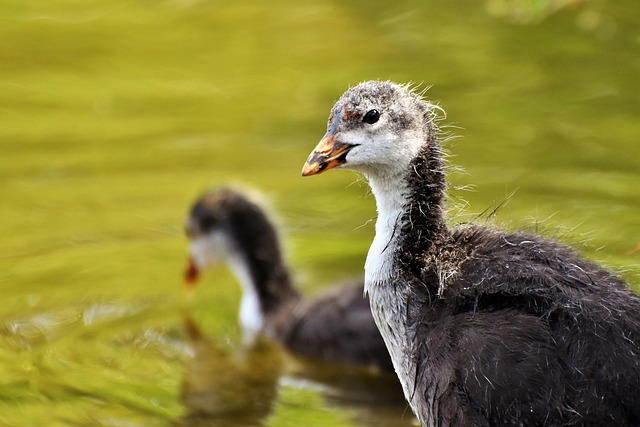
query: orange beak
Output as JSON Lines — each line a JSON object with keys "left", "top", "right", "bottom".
{"left": 183, "top": 257, "right": 200, "bottom": 289}
{"left": 301, "top": 135, "right": 357, "bottom": 176}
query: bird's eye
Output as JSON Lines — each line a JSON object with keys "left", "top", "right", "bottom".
{"left": 363, "top": 109, "right": 380, "bottom": 124}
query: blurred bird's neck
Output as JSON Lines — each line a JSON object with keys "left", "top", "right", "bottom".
{"left": 226, "top": 249, "right": 300, "bottom": 341}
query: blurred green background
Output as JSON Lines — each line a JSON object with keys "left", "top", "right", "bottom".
{"left": 1, "top": 0, "right": 639, "bottom": 425}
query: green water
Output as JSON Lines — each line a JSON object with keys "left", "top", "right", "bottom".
{"left": 1, "top": 0, "right": 639, "bottom": 425}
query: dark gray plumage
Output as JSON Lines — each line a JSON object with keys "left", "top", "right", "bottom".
{"left": 302, "top": 81, "right": 640, "bottom": 426}
{"left": 185, "top": 187, "right": 394, "bottom": 372}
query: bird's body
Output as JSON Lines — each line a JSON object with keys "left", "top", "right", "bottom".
{"left": 302, "top": 81, "right": 640, "bottom": 426}
{"left": 185, "top": 187, "right": 394, "bottom": 372}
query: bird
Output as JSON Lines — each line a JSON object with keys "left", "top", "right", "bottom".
{"left": 301, "top": 80, "right": 640, "bottom": 427}
{"left": 184, "top": 186, "right": 395, "bottom": 372}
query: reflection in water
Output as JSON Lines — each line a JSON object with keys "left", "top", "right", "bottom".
{"left": 284, "top": 356, "right": 406, "bottom": 406}
{"left": 179, "top": 316, "right": 282, "bottom": 427}
{"left": 284, "top": 357, "right": 416, "bottom": 427}
{"left": 179, "top": 317, "right": 417, "bottom": 427}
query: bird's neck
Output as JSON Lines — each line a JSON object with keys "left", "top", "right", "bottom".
{"left": 365, "top": 141, "right": 448, "bottom": 288}
{"left": 363, "top": 141, "right": 448, "bottom": 406}
{"left": 226, "top": 244, "right": 300, "bottom": 341}
{"left": 398, "top": 142, "right": 448, "bottom": 275}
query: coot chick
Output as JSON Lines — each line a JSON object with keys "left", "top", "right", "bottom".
{"left": 185, "top": 187, "right": 394, "bottom": 372}
{"left": 302, "top": 81, "right": 640, "bottom": 426}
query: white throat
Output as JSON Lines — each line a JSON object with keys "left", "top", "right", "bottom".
{"left": 226, "top": 253, "right": 265, "bottom": 343}
{"left": 362, "top": 173, "right": 420, "bottom": 406}
{"left": 364, "top": 173, "right": 409, "bottom": 291}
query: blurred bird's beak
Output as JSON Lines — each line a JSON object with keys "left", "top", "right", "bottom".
{"left": 184, "top": 257, "right": 200, "bottom": 288}
{"left": 301, "top": 134, "right": 357, "bottom": 176}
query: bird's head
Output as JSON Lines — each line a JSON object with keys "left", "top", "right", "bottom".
{"left": 302, "top": 81, "right": 436, "bottom": 179}
{"left": 183, "top": 188, "right": 244, "bottom": 287}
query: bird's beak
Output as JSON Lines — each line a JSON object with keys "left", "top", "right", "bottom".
{"left": 301, "top": 134, "right": 357, "bottom": 176}
{"left": 184, "top": 257, "right": 200, "bottom": 288}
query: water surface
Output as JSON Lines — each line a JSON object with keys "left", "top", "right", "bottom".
{"left": 1, "top": 0, "right": 639, "bottom": 425}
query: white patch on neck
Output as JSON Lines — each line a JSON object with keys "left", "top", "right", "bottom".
{"left": 189, "top": 231, "right": 266, "bottom": 342}
{"left": 364, "top": 175, "right": 409, "bottom": 290}
{"left": 237, "top": 282, "right": 264, "bottom": 343}
{"left": 362, "top": 175, "right": 419, "bottom": 405}
{"left": 226, "top": 252, "right": 265, "bottom": 342}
